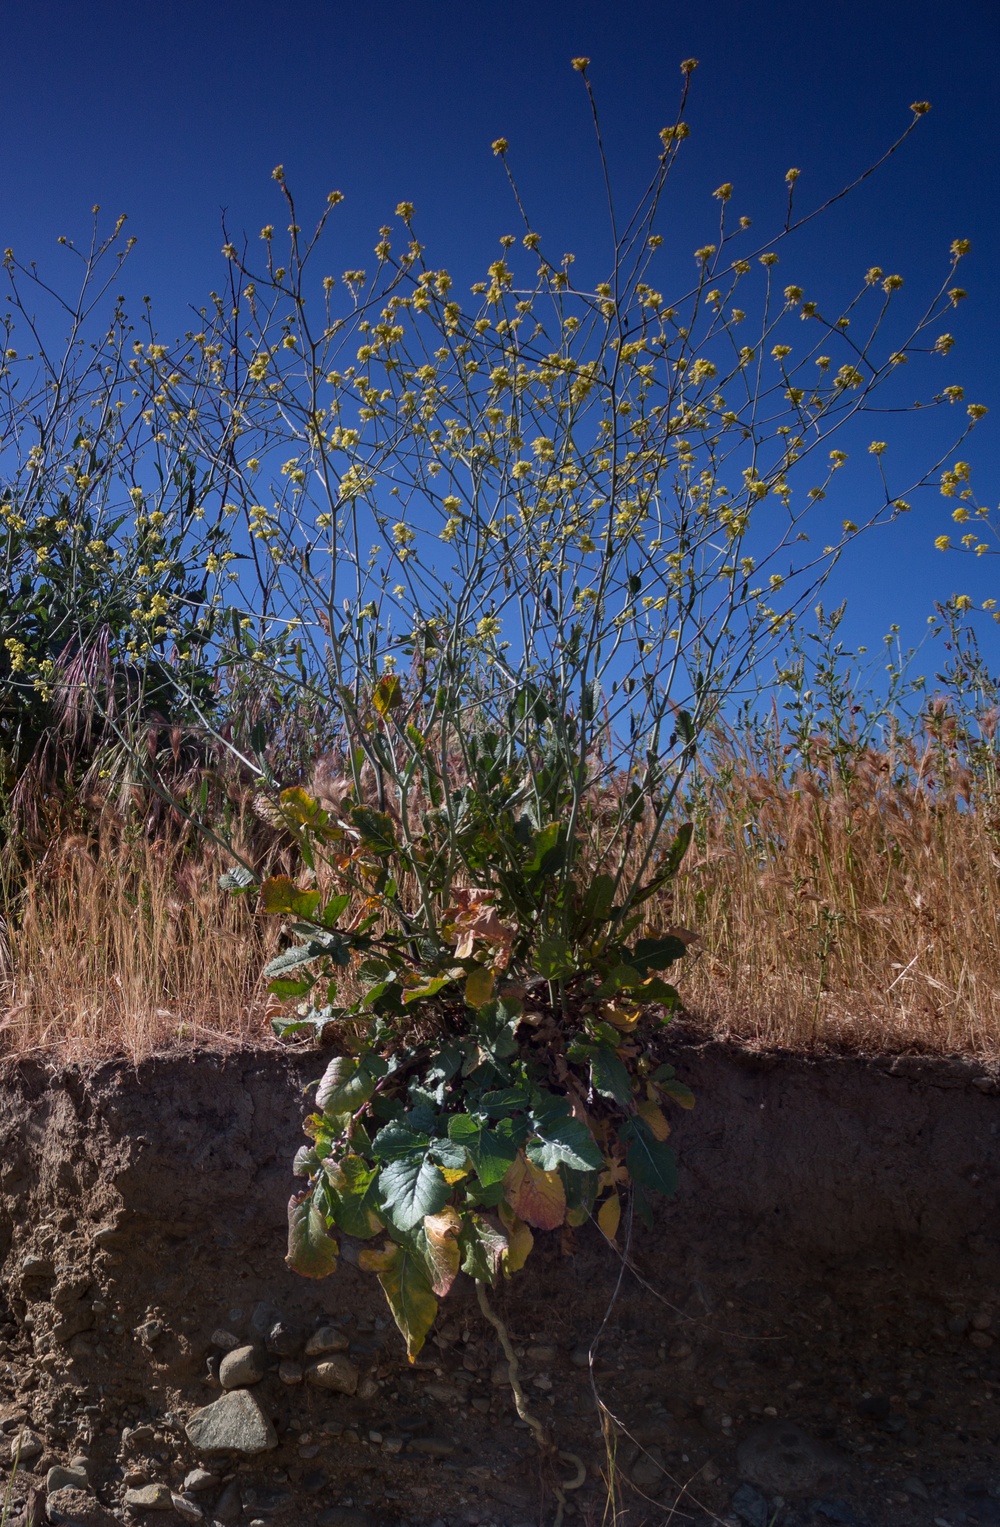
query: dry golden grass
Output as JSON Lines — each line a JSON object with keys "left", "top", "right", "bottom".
{"left": 0, "top": 811, "right": 281, "bottom": 1063}
{"left": 2, "top": 705, "right": 999, "bottom": 1061}
{"left": 670, "top": 713, "right": 1000, "bottom": 1056}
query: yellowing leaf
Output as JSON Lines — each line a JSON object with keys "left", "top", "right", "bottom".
{"left": 502, "top": 1151, "right": 566, "bottom": 1231}
{"left": 358, "top": 1240, "right": 437, "bottom": 1360}
{"left": 600, "top": 1000, "right": 641, "bottom": 1032}
{"left": 498, "top": 1203, "right": 534, "bottom": 1274}
{"left": 439, "top": 1166, "right": 468, "bottom": 1185}
{"left": 286, "top": 1191, "right": 338, "bottom": 1279}
{"left": 597, "top": 1192, "right": 621, "bottom": 1243}
{"left": 373, "top": 674, "right": 404, "bottom": 715}
{"left": 464, "top": 965, "right": 495, "bottom": 1009}
{"left": 636, "top": 1100, "right": 671, "bottom": 1141}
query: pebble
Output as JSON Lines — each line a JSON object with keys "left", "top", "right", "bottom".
{"left": 123, "top": 1482, "right": 174, "bottom": 1510}
{"left": 407, "top": 1437, "right": 455, "bottom": 1457}
{"left": 218, "top": 1344, "right": 266, "bottom": 1389}
{"left": 278, "top": 1360, "right": 303, "bottom": 1386}
{"left": 304, "top": 1325, "right": 350, "bottom": 1356}
{"left": 212, "top": 1481, "right": 243, "bottom": 1524}
{"left": 46, "top": 1465, "right": 90, "bottom": 1494}
{"left": 526, "top": 1345, "right": 558, "bottom": 1363}
{"left": 10, "top": 1427, "right": 43, "bottom": 1461}
{"left": 569, "top": 1346, "right": 590, "bottom": 1368}
{"left": 184, "top": 1390, "right": 278, "bottom": 1454}
{"left": 305, "top": 1356, "right": 359, "bottom": 1394}
{"left": 182, "top": 1470, "right": 218, "bottom": 1494}
{"left": 210, "top": 1328, "right": 241, "bottom": 1350}
{"left": 730, "top": 1483, "right": 769, "bottom": 1527}
{"left": 630, "top": 1444, "right": 666, "bottom": 1493}
{"left": 265, "top": 1321, "right": 298, "bottom": 1357}
{"left": 903, "top": 1476, "right": 930, "bottom": 1500}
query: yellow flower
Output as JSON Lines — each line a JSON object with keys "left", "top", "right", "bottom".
{"left": 571, "top": 57, "right": 590, "bottom": 72}
{"left": 491, "top": 138, "right": 508, "bottom": 156}
{"left": 935, "top": 536, "right": 951, "bottom": 550}
{"left": 955, "top": 595, "right": 972, "bottom": 611}
{"left": 868, "top": 441, "right": 887, "bottom": 456}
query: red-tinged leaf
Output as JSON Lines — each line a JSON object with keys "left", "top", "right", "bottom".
{"left": 419, "top": 1207, "right": 462, "bottom": 1296}
{"left": 358, "top": 1240, "right": 437, "bottom": 1361}
{"left": 373, "top": 674, "right": 404, "bottom": 715}
{"left": 502, "top": 1151, "right": 566, "bottom": 1231}
{"left": 286, "top": 1191, "right": 338, "bottom": 1279}
{"left": 260, "top": 875, "right": 322, "bottom": 919}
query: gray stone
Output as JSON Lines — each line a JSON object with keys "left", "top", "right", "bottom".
{"left": 265, "top": 1321, "right": 298, "bottom": 1357}
{"left": 123, "top": 1482, "right": 174, "bottom": 1510}
{"left": 630, "top": 1444, "right": 667, "bottom": 1493}
{"left": 211, "top": 1481, "right": 242, "bottom": 1524}
{"left": 810, "top": 1504, "right": 861, "bottom": 1526}
{"left": 171, "top": 1495, "right": 204, "bottom": 1523}
{"left": 730, "top": 1483, "right": 770, "bottom": 1527}
{"left": 184, "top": 1391, "right": 278, "bottom": 1455}
{"left": 570, "top": 1346, "right": 590, "bottom": 1368}
{"left": 737, "top": 1421, "right": 846, "bottom": 1496}
{"left": 406, "top": 1437, "right": 455, "bottom": 1457}
{"left": 305, "top": 1355, "right": 359, "bottom": 1394}
{"left": 277, "top": 1360, "right": 302, "bottom": 1386}
{"left": 304, "top": 1325, "right": 350, "bottom": 1357}
{"left": 46, "top": 1488, "right": 120, "bottom": 1527}
{"left": 10, "top": 1427, "right": 43, "bottom": 1461}
{"left": 46, "top": 1465, "right": 91, "bottom": 1494}
{"left": 218, "top": 1344, "right": 266, "bottom": 1389}
{"left": 249, "top": 1302, "right": 278, "bottom": 1341}
{"left": 902, "top": 1477, "right": 929, "bottom": 1500}
{"left": 243, "top": 1485, "right": 293, "bottom": 1516}
{"left": 210, "top": 1329, "right": 241, "bottom": 1351}
{"left": 182, "top": 1471, "right": 219, "bottom": 1494}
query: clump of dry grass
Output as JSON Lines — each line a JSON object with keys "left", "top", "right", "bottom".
{"left": 0, "top": 806, "right": 282, "bottom": 1063}
{"left": 670, "top": 704, "right": 1000, "bottom": 1056}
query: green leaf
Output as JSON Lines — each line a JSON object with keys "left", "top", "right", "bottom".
{"left": 535, "top": 934, "right": 573, "bottom": 980}
{"left": 261, "top": 876, "right": 322, "bottom": 920}
{"left": 371, "top": 1121, "right": 428, "bottom": 1161}
{"left": 320, "top": 892, "right": 352, "bottom": 928}
{"left": 267, "top": 975, "right": 315, "bottom": 1001}
{"left": 351, "top": 805, "right": 397, "bottom": 853}
{"left": 629, "top": 936, "right": 688, "bottom": 973}
{"left": 219, "top": 866, "right": 255, "bottom": 893}
{"left": 293, "top": 1145, "right": 320, "bottom": 1177}
{"left": 632, "top": 823, "right": 693, "bottom": 904}
{"left": 589, "top": 1045, "right": 633, "bottom": 1107}
{"left": 286, "top": 1190, "right": 339, "bottom": 1278}
{"left": 325, "top": 1155, "right": 383, "bottom": 1239}
{"left": 379, "top": 1154, "right": 451, "bottom": 1232}
{"left": 620, "top": 1117, "right": 678, "bottom": 1198}
{"left": 316, "top": 1056, "right": 376, "bottom": 1116}
{"left": 264, "top": 940, "right": 329, "bottom": 979}
{"left": 524, "top": 821, "right": 566, "bottom": 877}
{"left": 373, "top": 673, "right": 404, "bottom": 715}
{"left": 527, "top": 1104, "right": 603, "bottom": 1173}
{"left": 447, "top": 1114, "right": 518, "bottom": 1186}
{"left": 357, "top": 1240, "right": 437, "bottom": 1360}
{"left": 577, "top": 872, "right": 616, "bottom": 930}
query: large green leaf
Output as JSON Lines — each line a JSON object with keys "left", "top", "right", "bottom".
{"left": 316, "top": 1056, "right": 375, "bottom": 1117}
{"left": 447, "top": 1114, "right": 518, "bottom": 1186}
{"left": 325, "top": 1155, "right": 383, "bottom": 1239}
{"left": 458, "top": 1213, "right": 508, "bottom": 1283}
{"left": 286, "top": 1191, "right": 338, "bottom": 1278}
{"left": 526, "top": 1103, "right": 603, "bottom": 1173}
{"left": 350, "top": 805, "right": 397, "bottom": 853}
{"left": 358, "top": 1241, "right": 437, "bottom": 1360}
{"left": 590, "top": 1045, "right": 632, "bottom": 1107}
{"left": 379, "top": 1154, "right": 451, "bottom": 1232}
{"left": 620, "top": 1117, "right": 678, "bottom": 1197}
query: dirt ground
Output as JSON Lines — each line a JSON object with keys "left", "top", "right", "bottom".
{"left": 1, "top": 1032, "right": 999, "bottom": 1527}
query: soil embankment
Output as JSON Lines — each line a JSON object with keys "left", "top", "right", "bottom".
{"left": 1, "top": 1037, "right": 998, "bottom": 1527}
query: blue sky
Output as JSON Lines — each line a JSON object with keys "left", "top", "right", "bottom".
{"left": 3, "top": 0, "right": 997, "bottom": 669}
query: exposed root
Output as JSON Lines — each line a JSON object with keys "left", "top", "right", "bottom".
{"left": 476, "top": 1280, "right": 585, "bottom": 1527}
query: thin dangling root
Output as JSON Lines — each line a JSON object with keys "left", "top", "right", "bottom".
{"left": 475, "top": 1281, "right": 586, "bottom": 1527}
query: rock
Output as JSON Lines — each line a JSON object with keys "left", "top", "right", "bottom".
{"left": 316, "top": 1511, "right": 370, "bottom": 1527}
{"left": 10, "top": 1427, "right": 43, "bottom": 1461}
{"left": 969, "top": 1329, "right": 994, "bottom": 1348}
{"left": 249, "top": 1302, "right": 278, "bottom": 1341}
{"left": 629, "top": 1443, "right": 667, "bottom": 1493}
{"left": 278, "top": 1360, "right": 303, "bottom": 1385}
{"left": 730, "top": 1483, "right": 770, "bottom": 1527}
{"left": 182, "top": 1471, "right": 219, "bottom": 1494}
{"left": 810, "top": 1504, "right": 861, "bottom": 1526}
{"left": 305, "top": 1356, "right": 359, "bottom": 1394}
{"left": 20, "top": 1256, "right": 54, "bottom": 1278}
{"left": 123, "top": 1482, "right": 174, "bottom": 1510}
{"left": 304, "top": 1325, "right": 350, "bottom": 1356}
{"left": 184, "top": 1391, "right": 278, "bottom": 1455}
{"left": 902, "top": 1477, "right": 929, "bottom": 1500}
{"left": 171, "top": 1495, "right": 204, "bottom": 1523}
{"left": 265, "top": 1321, "right": 298, "bottom": 1357}
{"left": 243, "top": 1485, "right": 293, "bottom": 1516}
{"left": 491, "top": 1362, "right": 511, "bottom": 1386}
{"left": 218, "top": 1344, "right": 266, "bottom": 1389}
{"left": 45, "top": 1465, "right": 91, "bottom": 1494}
{"left": 526, "top": 1345, "right": 558, "bottom": 1363}
{"left": 407, "top": 1437, "right": 455, "bottom": 1457}
{"left": 210, "top": 1329, "right": 241, "bottom": 1351}
{"left": 570, "top": 1346, "right": 590, "bottom": 1368}
{"left": 211, "top": 1481, "right": 242, "bottom": 1524}
{"left": 737, "top": 1422, "right": 846, "bottom": 1496}
{"left": 45, "top": 1488, "right": 120, "bottom": 1527}
{"left": 301, "top": 1469, "right": 327, "bottom": 1494}
{"left": 356, "top": 1374, "right": 379, "bottom": 1401}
